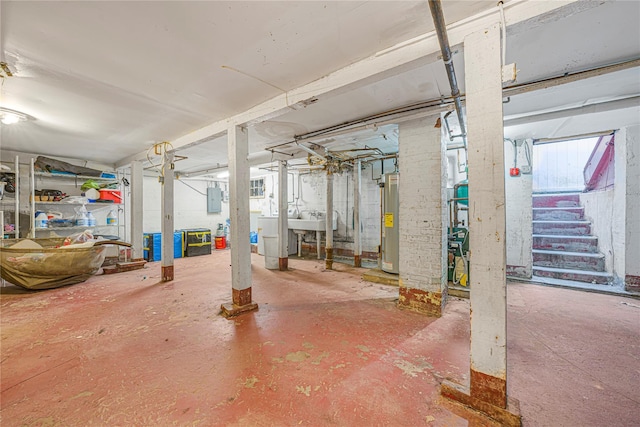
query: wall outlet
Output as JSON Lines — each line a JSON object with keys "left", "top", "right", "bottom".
{"left": 520, "top": 165, "right": 532, "bottom": 174}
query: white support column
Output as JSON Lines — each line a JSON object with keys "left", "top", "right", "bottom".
{"left": 353, "top": 160, "right": 362, "bottom": 267}
{"left": 14, "top": 156, "right": 19, "bottom": 238}
{"left": 624, "top": 125, "right": 640, "bottom": 292}
{"left": 277, "top": 160, "right": 289, "bottom": 271}
{"left": 161, "top": 152, "right": 174, "bottom": 281}
{"left": 442, "top": 25, "right": 520, "bottom": 426}
{"left": 466, "top": 24, "right": 507, "bottom": 409}
{"left": 325, "top": 171, "right": 334, "bottom": 269}
{"left": 221, "top": 125, "right": 258, "bottom": 317}
{"left": 397, "top": 116, "right": 447, "bottom": 316}
{"left": 130, "top": 161, "right": 144, "bottom": 260}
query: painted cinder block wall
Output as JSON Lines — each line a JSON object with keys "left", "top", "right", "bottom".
{"left": 141, "top": 176, "right": 229, "bottom": 233}
{"left": 580, "top": 125, "right": 638, "bottom": 288}
{"left": 504, "top": 139, "right": 533, "bottom": 279}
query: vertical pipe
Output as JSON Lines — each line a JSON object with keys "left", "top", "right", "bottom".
{"left": 161, "top": 151, "right": 175, "bottom": 281}
{"left": 428, "top": 0, "right": 467, "bottom": 146}
{"left": 353, "top": 160, "right": 362, "bottom": 267}
{"left": 277, "top": 160, "right": 288, "bottom": 270}
{"left": 325, "top": 171, "right": 334, "bottom": 269}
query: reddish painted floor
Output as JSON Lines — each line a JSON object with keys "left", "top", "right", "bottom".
{"left": 1, "top": 252, "right": 638, "bottom": 426}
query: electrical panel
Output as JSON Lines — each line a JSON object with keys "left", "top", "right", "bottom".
{"left": 207, "top": 187, "right": 222, "bottom": 213}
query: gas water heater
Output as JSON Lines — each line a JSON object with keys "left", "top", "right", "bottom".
{"left": 381, "top": 173, "right": 399, "bottom": 274}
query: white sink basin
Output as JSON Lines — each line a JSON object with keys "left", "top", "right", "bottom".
{"left": 288, "top": 218, "right": 337, "bottom": 231}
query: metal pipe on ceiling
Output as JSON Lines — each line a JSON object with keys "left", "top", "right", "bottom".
{"left": 428, "top": 0, "right": 467, "bottom": 148}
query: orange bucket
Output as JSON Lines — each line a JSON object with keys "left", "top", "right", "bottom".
{"left": 215, "top": 236, "right": 226, "bottom": 249}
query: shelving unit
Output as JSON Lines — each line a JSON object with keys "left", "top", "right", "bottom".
{"left": 28, "top": 158, "right": 123, "bottom": 239}
{"left": 0, "top": 156, "right": 21, "bottom": 239}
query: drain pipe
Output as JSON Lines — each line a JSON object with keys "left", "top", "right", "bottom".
{"left": 428, "top": 0, "right": 467, "bottom": 148}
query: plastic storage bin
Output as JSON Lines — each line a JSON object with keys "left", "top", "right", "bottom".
{"left": 143, "top": 231, "right": 185, "bottom": 261}
{"left": 143, "top": 233, "right": 161, "bottom": 262}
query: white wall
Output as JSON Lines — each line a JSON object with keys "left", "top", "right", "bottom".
{"left": 142, "top": 176, "right": 229, "bottom": 233}
{"left": 581, "top": 189, "right": 618, "bottom": 275}
{"left": 580, "top": 127, "right": 632, "bottom": 285}
{"left": 504, "top": 139, "right": 533, "bottom": 278}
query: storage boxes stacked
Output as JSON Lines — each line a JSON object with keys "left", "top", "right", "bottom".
{"left": 143, "top": 228, "right": 211, "bottom": 261}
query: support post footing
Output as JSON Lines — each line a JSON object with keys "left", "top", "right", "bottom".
{"left": 161, "top": 266, "right": 174, "bottom": 282}
{"left": 440, "top": 380, "right": 521, "bottom": 427}
{"left": 220, "top": 302, "right": 259, "bottom": 318}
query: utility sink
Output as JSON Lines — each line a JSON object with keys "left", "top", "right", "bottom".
{"left": 288, "top": 218, "right": 337, "bottom": 232}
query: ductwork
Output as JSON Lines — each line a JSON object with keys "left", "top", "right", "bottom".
{"left": 428, "top": 0, "right": 467, "bottom": 147}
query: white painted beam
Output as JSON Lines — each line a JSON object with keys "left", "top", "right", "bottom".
{"left": 130, "top": 160, "right": 144, "bottom": 260}
{"left": 465, "top": 24, "right": 508, "bottom": 408}
{"left": 115, "top": 0, "right": 583, "bottom": 169}
{"left": 161, "top": 152, "right": 175, "bottom": 281}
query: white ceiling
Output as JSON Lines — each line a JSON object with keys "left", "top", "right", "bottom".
{"left": 1, "top": 0, "right": 639, "bottom": 175}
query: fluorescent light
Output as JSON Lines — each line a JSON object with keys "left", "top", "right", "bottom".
{"left": 1, "top": 113, "right": 21, "bottom": 125}
{"left": 0, "top": 107, "right": 32, "bottom": 125}
{"left": 217, "top": 171, "right": 229, "bottom": 178}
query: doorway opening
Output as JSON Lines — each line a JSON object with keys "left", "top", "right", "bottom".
{"left": 531, "top": 134, "right": 616, "bottom": 288}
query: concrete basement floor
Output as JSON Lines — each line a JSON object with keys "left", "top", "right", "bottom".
{"left": 1, "top": 252, "right": 638, "bottom": 426}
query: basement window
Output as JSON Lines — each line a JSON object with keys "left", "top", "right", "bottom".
{"left": 250, "top": 178, "right": 265, "bottom": 198}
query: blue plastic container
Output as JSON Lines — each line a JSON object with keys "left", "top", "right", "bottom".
{"left": 143, "top": 233, "right": 161, "bottom": 262}
{"left": 143, "top": 232, "right": 184, "bottom": 261}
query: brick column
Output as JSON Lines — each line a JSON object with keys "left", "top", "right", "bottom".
{"left": 397, "top": 115, "right": 447, "bottom": 317}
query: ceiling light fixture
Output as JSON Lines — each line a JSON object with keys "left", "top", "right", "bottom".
{"left": 0, "top": 107, "right": 32, "bottom": 125}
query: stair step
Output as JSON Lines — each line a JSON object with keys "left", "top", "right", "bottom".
{"left": 532, "top": 235, "right": 598, "bottom": 253}
{"left": 533, "top": 220, "right": 591, "bottom": 236}
{"left": 533, "top": 266, "right": 612, "bottom": 285}
{"left": 532, "top": 207, "right": 584, "bottom": 221}
{"left": 532, "top": 249, "right": 605, "bottom": 272}
{"left": 533, "top": 193, "right": 581, "bottom": 208}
